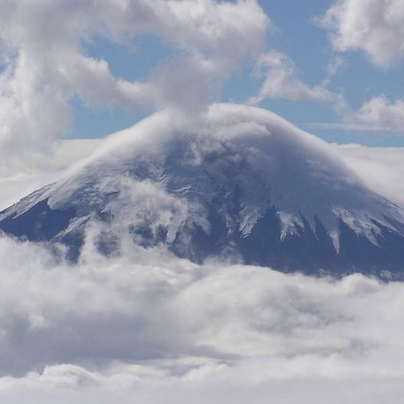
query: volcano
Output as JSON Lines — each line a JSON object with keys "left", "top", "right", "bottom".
{"left": 2, "top": 104, "right": 404, "bottom": 278}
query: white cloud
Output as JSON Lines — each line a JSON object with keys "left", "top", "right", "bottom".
{"left": 0, "top": 0, "right": 270, "bottom": 173}
{"left": 318, "top": 1, "right": 404, "bottom": 134}
{"left": 249, "top": 51, "right": 349, "bottom": 116}
{"left": 336, "top": 143, "right": 404, "bottom": 207}
{"left": 305, "top": 94, "right": 404, "bottom": 136}
{"left": 357, "top": 95, "right": 404, "bottom": 133}
{"left": 320, "top": 0, "right": 404, "bottom": 69}
{"left": 0, "top": 139, "right": 101, "bottom": 210}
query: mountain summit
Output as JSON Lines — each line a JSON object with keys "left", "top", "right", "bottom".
{"left": 2, "top": 104, "right": 404, "bottom": 278}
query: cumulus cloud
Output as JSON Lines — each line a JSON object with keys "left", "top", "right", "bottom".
{"left": 249, "top": 51, "right": 349, "bottom": 116}
{"left": 357, "top": 95, "right": 404, "bottom": 133}
{"left": 0, "top": 0, "right": 270, "bottom": 173}
{"left": 319, "top": 0, "right": 404, "bottom": 69}
{"left": 318, "top": 1, "right": 404, "bottom": 134}
{"left": 306, "top": 95, "right": 404, "bottom": 136}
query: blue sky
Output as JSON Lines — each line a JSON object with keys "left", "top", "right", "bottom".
{"left": 68, "top": 0, "right": 404, "bottom": 146}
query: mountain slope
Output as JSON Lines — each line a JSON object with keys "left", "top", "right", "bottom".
{"left": 1, "top": 104, "right": 404, "bottom": 278}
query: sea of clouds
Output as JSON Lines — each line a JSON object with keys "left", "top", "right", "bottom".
{"left": 0, "top": 142, "right": 404, "bottom": 403}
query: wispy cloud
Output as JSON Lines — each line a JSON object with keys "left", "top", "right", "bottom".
{"left": 249, "top": 51, "right": 349, "bottom": 116}
{"left": 322, "top": 56, "right": 345, "bottom": 87}
{"left": 301, "top": 122, "right": 398, "bottom": 133}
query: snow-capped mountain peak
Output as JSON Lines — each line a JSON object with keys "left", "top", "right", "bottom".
{"left": 2, "top": 104, "right": 404, "bottom": 277}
